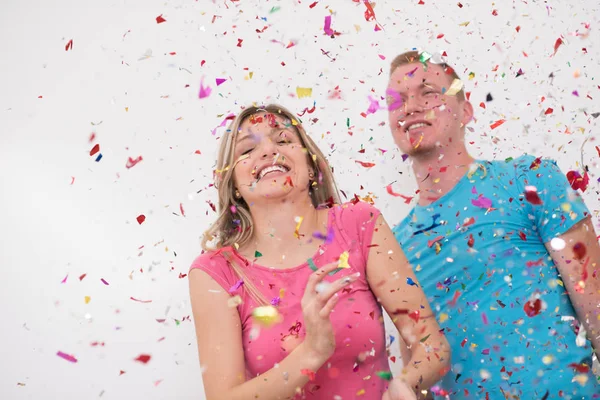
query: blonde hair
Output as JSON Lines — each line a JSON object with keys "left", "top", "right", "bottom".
{"left": 389, "top": 50, "right": 466, "bottom": 101}
{"left": 201, "top": 103, "right": 341, "bottom": 305}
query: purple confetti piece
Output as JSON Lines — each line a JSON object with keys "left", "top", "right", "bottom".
{"left": 216, "top": 78, "right": 227, "bottom": 86}
{"left": 270, "top": 297, "right": 281, "bottom": 306}
{"left": 401, "top": 154, "right": 409, "bottom": 162}
{"left": 471, "top": 196, "right": 492, "bottom": 208}
{"left": 100, "top": 278, "right": 109, "bottom": 285}
{"left": 228, "top": 279, "right": 244, "bottom": 294}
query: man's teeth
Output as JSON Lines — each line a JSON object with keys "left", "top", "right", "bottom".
{"left": 407, "top": 122, "right": 429, "bottom": 131}
{"left": 258, "top": 165, "right": 288, "bottom": 180}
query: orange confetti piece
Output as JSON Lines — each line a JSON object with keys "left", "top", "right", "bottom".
{"left": 355, "top": 160, "right": 376, "bottom": 168}
{"left": 490, "top": 119, "right": 505, "bottom": 129}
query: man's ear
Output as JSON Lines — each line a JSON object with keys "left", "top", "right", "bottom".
{"left": 461, "top": 99, "right": 474, "bottom": 127}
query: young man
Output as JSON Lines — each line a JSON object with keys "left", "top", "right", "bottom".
{"left": 387, "top": 50, "right": 600, "bottom": 399}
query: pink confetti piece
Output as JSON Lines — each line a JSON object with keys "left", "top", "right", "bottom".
{"left": 61, "top": 274, "right": 68, "bottom": 284}
{"left": 216, "top": 78, "right": 227, "bottom": 86}
{"left": 471, "top": 196, "right": 492, "bottom": 208}
{"left": 198, "top": 78, "right": 212, "bottom": 99}
{"left": 100, "top": 278, "right": 109, "bottom": 285}
{"left": 126, "top": 156, "right": 143, "bottom": 169}
{"left": 130, "top": 297, "right": 152, "bottom": 303}
{"left": 385, "top": 88, "right": 403, "bottom": 111}
{"left": 323, "top": 15, "right": 334, "bottom": 36}
{"left": 481, "top": 312, "right": 489, "bottom": 325}
{"left": 179, "top": 203, "right": 185, "bottom": 217}
{"left": 57, "top": 351, "right": 78, "bottom": 363}
{"left": 366, "top": 96, "right": 383, "bottom": 114}
{"left": 212, "top": 113, "right": 235, "bottom": 135}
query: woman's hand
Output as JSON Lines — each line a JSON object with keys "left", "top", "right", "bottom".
{"left": 382, "top": 378, "right": 418, "bottom": 400}
{"left": 301, "top": 261, "right": 360, "bottom": 363}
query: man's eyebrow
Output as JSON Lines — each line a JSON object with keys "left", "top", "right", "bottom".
{"left": 394, "top": 82, "right": 439, "bottom": 95}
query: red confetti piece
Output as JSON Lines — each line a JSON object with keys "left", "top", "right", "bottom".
{"left": 553, "top": 38, "right": 563, "bottom": 56}
{"left": 65, "top": 39, "right": 73, "bottom": 51}
{"left": 126, "top": 156, "right": 143, "bottom": 169}
{"left": 408, "top": 310, "right": 420, "bottom": 323}
{"left": 364, "top": 1, "right": 376, "bottom": 21}
{"left": 490, "top": 119, "right": 505, "bottom": 129}
{"left": 355, "top": 160, "right": 376, "bottom": 168}
{"left": 566, "top": 170, "right": 589, "bottom": 192}
{"left": 130, "top": 297, "right": 152, "bottom": 303}
{"left": 136, "top": 215, "right": 146, "bottom": 224}
{"left": 427, "top": 236, "right": 444, "bottom": 248}
{"left": 447, "top": 290, "right": 461, "bottom": 307}
{"left": 524, "top": 187, "right": 543, "bottom": 205}
{"left": 572, "top": 242, "right": 586, "bottom": 260}
{"left": 236, "top": 38, "right": 243, "bottom": 47}
{"left": 595, "top": 146, "right": 600, "bottom": 157}
{"left": 518, "top": 231, "right": 527, "bottom": 241}
{"left": 90, "top": 144, "right": 100, "bottom": 156}
{"left": 284, "top": 176, "right": 294, "bottom": 187}
{"left": 57, "top": 351, "right": 78, "bottom": 363}
{"left": 156, "top": 15, "right": 166, "bottom": 24}
{"left": 568, "top": 363, "right": 591, "bottom": 374}
{"left": 134, "top": 354, "right": 152, "bottom": 364}
{"left": 544, "top": 107, "right": 554, "bottom": 115}
{"left": 523, "top": 298, "right": 542, "bottom": 317}
{"left": 467, "top": 234, "right": 475, "bottom": 247}
{"left": 179, "top": 203, "right": 185, "bottom": 217}
{"left": 301, "top": 369, "right": 316, "bottom": 381}
{"left": 70, "top": 176, "right": 75, "bottom": 185}
{"left": 309, "top": 1, "right": 318, "bottom": 8}
{"left": 385, "top": 184, "right": 413, "bottom": 204}
{"left": 460, "top": 338, "right": 468, "bottom": 348}
{"left": 79, "top": 273, "right": 87, "bottom": 281}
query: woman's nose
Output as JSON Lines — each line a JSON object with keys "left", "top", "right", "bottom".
{"left": 260, "top": 138, "right": 278, "bottom": 158}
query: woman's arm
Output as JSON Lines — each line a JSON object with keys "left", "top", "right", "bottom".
{"left": 189, "top": 269, "right": 328, "bottom": 400}
{"left": 365, "top": 215, "right": 450, "bottom": 397}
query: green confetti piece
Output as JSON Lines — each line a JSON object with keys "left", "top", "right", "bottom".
{"left": 420, "top": 333, "right": 431, "bottom": 343}
{"left": 269, "top": 6, "right": 280, "bottom": 13}
{"left": 419, "top": 51, "right": 432, "bottom": 63}
{"left": 375, "top": 371, "right": 393, "bottom": 381}
{"left": 346, "top": 118, "right": 350, "bottom": 128}
{"left": 505, "top": 157, "right": 514, "bottom": 162}
{"left": 308, "top": 258, "right": 318, "bottom": 271}
{"left": 255, "top": 251, "right": 263, "bottom": 258}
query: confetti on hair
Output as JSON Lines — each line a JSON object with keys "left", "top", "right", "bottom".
{"left": 57, "top": 351, "right": 78, "bottom": 363}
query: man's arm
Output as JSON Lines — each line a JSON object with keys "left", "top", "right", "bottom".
{"left": 545, "top": 216, "right": 600, "bottom": 358}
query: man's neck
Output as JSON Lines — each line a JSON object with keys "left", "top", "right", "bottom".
{"left": 410, "top": 147, "right": 475, "bottom": 206}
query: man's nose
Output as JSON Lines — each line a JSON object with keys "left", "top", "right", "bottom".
{"left": 402, "top": 96, "right": 425, "bottom": 117}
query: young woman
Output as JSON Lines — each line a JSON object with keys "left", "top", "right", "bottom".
{"left": 188, "top": 104, "right": 450, "bottom": 400}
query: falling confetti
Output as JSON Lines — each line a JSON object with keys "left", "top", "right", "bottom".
{"left": 134, "top": 354, "right": 152, "bottom": 364}
{"left": 156, "top": 15, "right": 166, "bottom": 24}
{"left": 126, "top": 156, "right": 143, "bottom": 169}
{"left": 198, "top": 78, "right": 212, "bottom": 99}
{"left": 57, "top": 351, "right": 78, "bottom": 363}
{"left": 136, "top": 215, "right": 146, "bottom": 224}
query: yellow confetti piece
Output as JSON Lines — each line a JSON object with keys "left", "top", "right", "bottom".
{"left": 468, "top": 72, "right": 475, "bottom": 80}
{"left": 338, "top": 251, "right": 350, "bottom": 269}
{"left": 356, "top": 388, "right": 366, "bottom": 396}
{"left": 245, "top": 72, "right": 254, "bottom": 80}
{"left": 459, "top": 21, "right": 470, "bottom": 26}
{"left": 294, "top": 216, "right": 304, "bottom": 239}
{"left": 279, "top": 288, "right": 285, "bottom": 299}
{"left": 84, "top": 296, "right": 91, "bottom": 304}
{"left": 542, "top": 355, "right": 554, "bottom": 365}
{"left": 252, "top": 306, "right": 282, "bottom": 328}
{"left": 296, "top": 87, "right": 312, "bottom": 98}
{"left": 445, "top": 78, "right": 464, "bottom": 96}
{"left": 227, "top": 295, "right": 243, "bottom": 308}
{"left": 560, "top": 202, "right": 572, "bottom": 212}
{"left": 439, "top": 312, "right": 448, "bottom": 323}
{"left": 572, "top": 374, "right": 588, "bottom": 386}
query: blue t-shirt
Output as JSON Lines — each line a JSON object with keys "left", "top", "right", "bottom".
{"left": 392, "top": 155, "right": 599, "bottom": 399}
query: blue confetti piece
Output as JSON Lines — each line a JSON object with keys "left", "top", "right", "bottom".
{"left": 406, "top": 277, "right": 419, "bottom": 287}
{"left": 95, "top": 153, "right": 103, "bottom": 162}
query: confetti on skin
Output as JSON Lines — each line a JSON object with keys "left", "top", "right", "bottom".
{"left": 524, "top": 186, "right": 543, "bottom": 205}
{"left": 408, "top": 310, "right": 420, "bottom": 323}
{"left": 296, "top": 87, "right": 312, "bottom": 98}
{"left": 130, "top": 297, "right": 152, "bottom": 303}
{"left": 445, "top": 79, "right": 464, "bottom": 96}
{"left": 385, "top": 184, "right": 413, "bottom": 204}
{"left": 385, "top": 88, "right": 403, "bottom": 111}
{"left": 134, "top": 354, "right": 151, "bottom": 364}
{"left": 125, "top": 156, "right": 143, "bottom": 169}
{"left": 301, "top": 369, "right": 316, "bottom": 381}
{"left": 313, "top": 226, "right": 334, "bottom": 244}
{"left": 294, "top": 216, "right": 303, "bottom": 239}
{"left": 57, "top": 351, "right": 78, "bottom": 363}
{"left": 406, "top": 277, "right": 418, "bottom": 287}
{"left": 136, "top": 215, "right": 146, "bottom": 224}
{"left": 252, "top": 306, "right": 282, "bottom": 327}
{"left": 254, "top": 250, "right": 262, "bottom": 258}
{"left": 572, "top": 242, "right": 587, "bottom": 260}
{"left": 338, "top": 251, "right": 350, "bottom": 269}
{"left": 198, "top": 78, "right": 212, "bottom": 99}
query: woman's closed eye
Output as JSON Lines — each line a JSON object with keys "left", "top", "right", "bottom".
{"left": 241, "top": 147, "right": 254, "bottom": 155}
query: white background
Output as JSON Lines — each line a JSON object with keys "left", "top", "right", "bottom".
{"left": 1, "top": 0, "right": 599, "bottom": 399}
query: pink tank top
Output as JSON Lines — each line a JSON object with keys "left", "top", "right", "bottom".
{"left": 190, "top": 201, "right": 390, "bottom": 399}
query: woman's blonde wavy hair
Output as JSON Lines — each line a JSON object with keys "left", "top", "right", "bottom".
{"left": 201, "top": 103, "right": 341, "bottom": 305}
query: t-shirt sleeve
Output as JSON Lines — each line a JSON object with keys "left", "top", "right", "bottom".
{"left": 189, "top": 252, "right": 236, "bottom": 293}
{"left": 514, "top": 155, "right": 590, "bottom": 243}
{"left": 339, "top": 201, "right": 382, "bottom": 264}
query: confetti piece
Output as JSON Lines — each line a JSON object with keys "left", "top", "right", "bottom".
{"left": 308, "top": 258, "right": 318, "bottom": 271}
{"left": 568, "top": 363, "right": 591, "bottom": 374}
{"left": 552, "top": 38, "right": 564, "bottom": 56}
{"left": 385, "top": 88, "right": 403, "bottom": 111}
{"left": 84, "top": 296, "right": 91, "bottom": 304}
{"left": 65, "top": 39, "right": 73, "bottom": 51}
{"left": 252, "top": 306, "right": 281, "bottom": 327}
{"left": 156, "top": 15, "right": 166, "bottom": 24}
{"left": 254, "top": 250, "right": 262, "bottom": 258}
{"left": 61, "top": 274, "right": 68, "bottom": 284}
{"left": 490, "top": 119, "right": 505, "bottom": 129}
{"left": 294, "top": 216, "right": 304, "bottom": 239}
{"left": 524, "top": 186, "right": 543, "bottom": 205}
{"left": 179, "top": 203, "right": 185, "bottom": 217}
{"left": 198, "top": 78, "right": 212, "bottom": 99}
{"left": 136, "top": 215, "right": 146, "bottom": 224}
{"left": 130, "top": 297, "right": 152, "bottom": 303}
{"left": 228, "top": 295, "right": 243, "bottom": 308}
{"left": 313, "top": 226, "right": 334, "bottom": 244}
{"left": 90, "top": 144, "right": 100, "bottom": 156}
{"left": 125, "top": 156, "right": 143, "bottom": 169}
{"left": 445, "top": 79, "right": 463, "bottom": 96}
{"left": 566, "top": 170, "right": 589, "bottom": 192}
{"left": 134, "top": 354, "right": 151, "bottom": 364}
{"left": 57, "top": 351, "right": 78, "bottom": 363}
{"left": 406, "top": 277, "right": 418, "bottom": 287}
{"left": 355, "top": 160, "right": 376, "bottom": 168}
{"left": 215, "top": 78, "right": 227, "bottom": 86}
{"left": 100, "top": 278, "right": 109, "bottom": 285}
{"left": 296, "top": 87, "right": 312, "bottom": 98}
{"left": 523, "top": 298, "right": 543, "bottom": 317}
{"left": 301, "top": 369, "right": 317, "bottom": 381}
{"left": 228, "top": 279, "right": 244, "bottom": 294}
{"left": 408, "top": 310, "right": 420, "bottom": 323}
{"left": 323, "top": 15, "right": 334, "bottom": 36}
{"left": 338, "top": 251, "right": 350, "bottom": 269}
{"left": 385, "top": 184, "right": 413, "bottom": 204}
{"left": 471, "top": 196, "right": 492, "bottom": 208}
